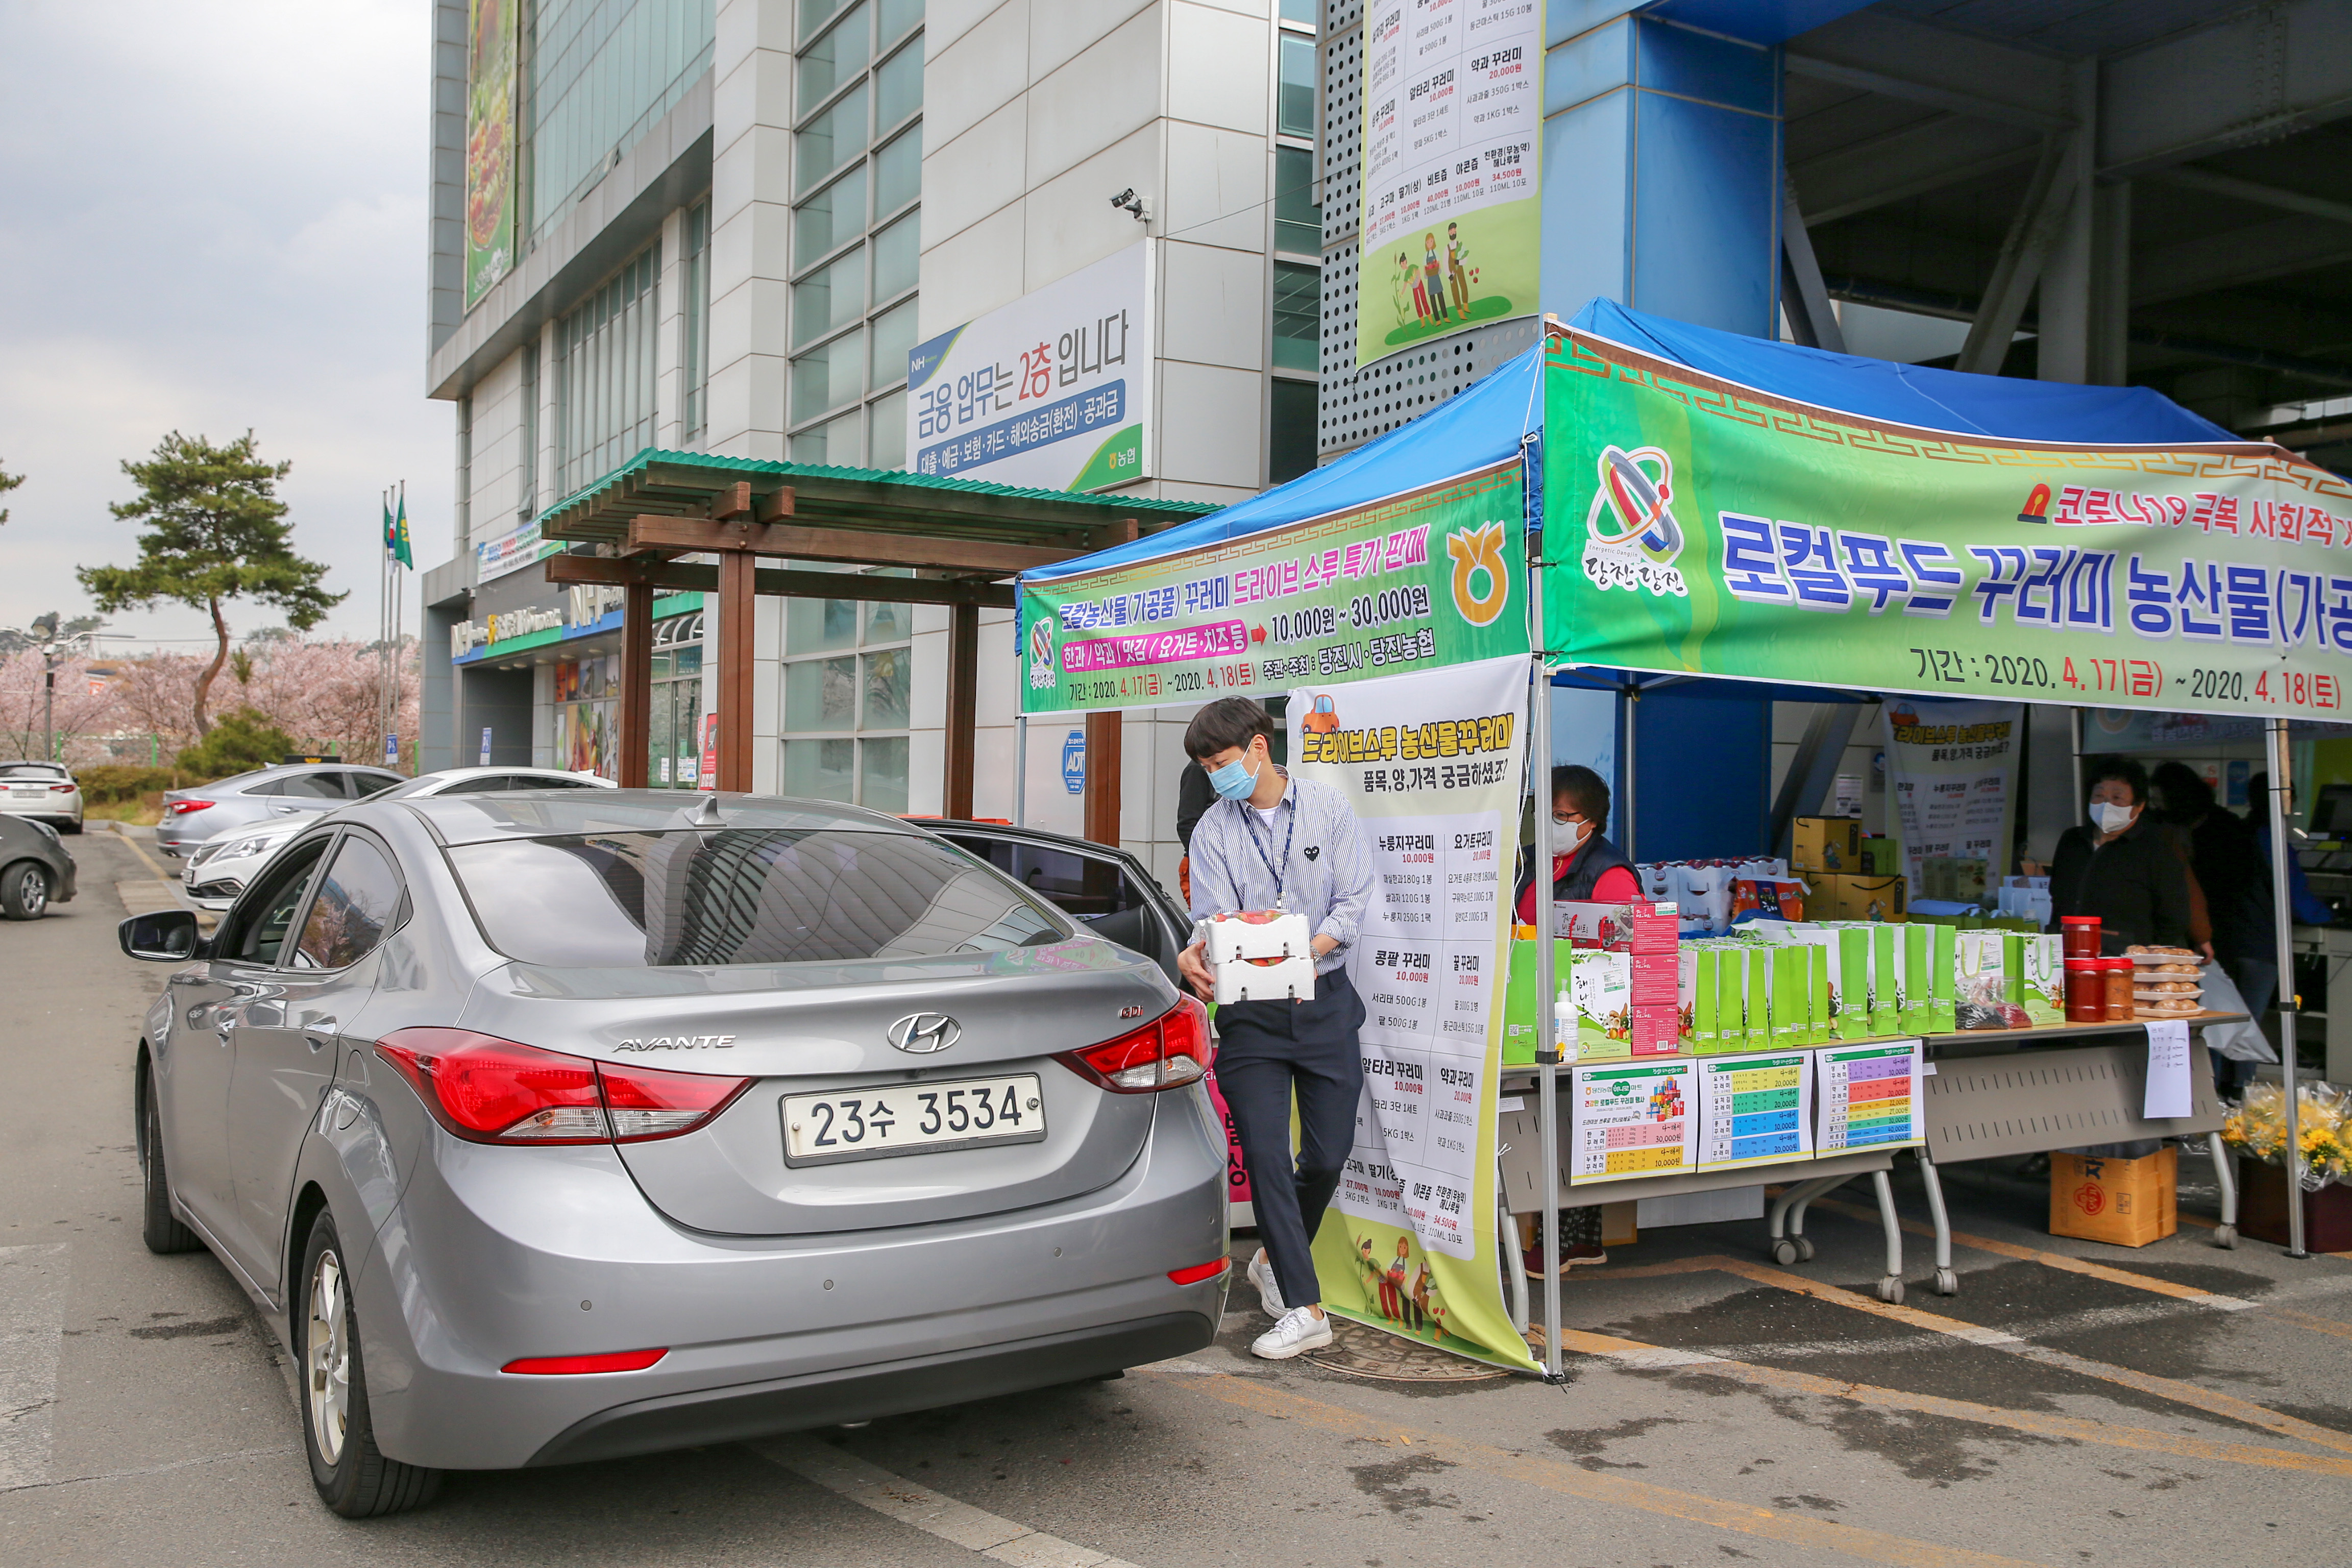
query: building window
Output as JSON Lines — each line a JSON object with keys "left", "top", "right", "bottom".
{"left": 788, "top": 1, "right": 922, "bottom": 469}
{"left": 525, "top": 0, "right": 715, "bottom": 250}
{"left": 1277, "top": 34, "right": 1316, "bottom": 139}
{"left": 555, "top": 243, "right": 661, "bottom": 494}
{"left": 682, "top": 200, "right": 711, "bottom": 447}
{"left": 1275, "top": 145, "right": 1321, "bottom": 256}
{"left": 1272, "top": 262, "right": 1320, "bottom": 372}
{"left": 1279, "top": 0, "right": 1316, "bottom": 22}
{"left": 1270, "top": 378, "right": 1317, "bottom": 485}
{"left": 781, "top": 572, "right": 913, "bottom": 811}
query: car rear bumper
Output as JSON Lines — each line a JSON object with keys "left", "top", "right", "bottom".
{"left": 344, "top": 1084, "right": 1230, "bottom": 1471}
{"left": 526, "top": 1310, "right": 1209, "bottom": 1467}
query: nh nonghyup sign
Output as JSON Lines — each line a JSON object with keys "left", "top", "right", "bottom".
{"left": 906, "top": 242, "right": 1153, "bottom": 494}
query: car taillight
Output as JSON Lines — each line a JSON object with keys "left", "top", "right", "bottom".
{"left": 1055, "top": 997, "right": 1210, "bottom": 1093}
{"left": 48, "top": 782, "right": 75, "bottom": 793}
{"left": 166, "top": 799, "right": 213, "bottom": 815}
{"left": 374, "top": 1027, "right": 753, "bottom": 1145}
{"left": 501, "top": 1349, "right": 668, "bottom": 1375}
{"left": 1168, "top": 1258, "right": 1230, "bottom": 1285}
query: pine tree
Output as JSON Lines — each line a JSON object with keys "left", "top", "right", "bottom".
{"left": 79, "top": 432, "right": 342, "bottom": 737}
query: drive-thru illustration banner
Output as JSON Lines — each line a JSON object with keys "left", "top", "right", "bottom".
{"left": 1293, "top": 654, "right": 1535, "bottom": 1372}
{"left": 1545, "top": 330, "right": 2352, "bottom": 720}
{"left": 1018, "top": 460, "right": 1527, "bottom": 717}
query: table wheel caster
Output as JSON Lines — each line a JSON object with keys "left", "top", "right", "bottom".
{"left": 1772, "top": 1238, "right": 1800, "bottom": 1266}
{"left": 1794, "top": 1236, "right": 1816, "bottom": 1263}
{"left": 2213, "top": 1223, "right": 2238, "bottom": 1250}
{"left": 1875, "top": 1277, "right": 1905, "bottom": 1306}
{"left": 1933, "top": 1267, "right": 1958, "bottom": 1296}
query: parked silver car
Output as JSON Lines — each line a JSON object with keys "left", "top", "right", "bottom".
{"left": 155, "top": 764, "right": 404, "bottom": 859}
{"left": 181, "top": 767, "right": 614, "bottom": 909}
{"left": 122, "top": 792, "right": 1227, "bottom": 1517}
{"left": 0, "top": 760, "right": 84, "bottom": 832}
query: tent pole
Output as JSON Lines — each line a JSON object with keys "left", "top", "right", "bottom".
{"left": 1524, "top": 435, "right": 1563, "bottom": 1380}
{"left": 2069, "top": 707, "right": 2084, "bottom": 818}
{"left": 1623, "top": 685, "right": 1637, "bottom": 863}
{"left": 1014, "top": 714, "right": 1028, "bottom": 829}
{"left": 2267, "top": 716, "right": 2307, "bottom": 1258}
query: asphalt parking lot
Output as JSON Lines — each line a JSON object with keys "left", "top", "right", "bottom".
{"left": 8, "top": 824, "right": 2352, "bottom": 1567}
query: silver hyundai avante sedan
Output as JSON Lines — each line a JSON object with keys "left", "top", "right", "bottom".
{"left": 121, "top": 791, "right": 1228, "bottom": 1516}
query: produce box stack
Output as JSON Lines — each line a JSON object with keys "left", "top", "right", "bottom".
{"left": 1630, "top": 904, "right": 1682, "bottom": 1056}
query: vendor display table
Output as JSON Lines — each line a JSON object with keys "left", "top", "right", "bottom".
{"left": 1496, "top": 1011, "right": 2244, "bottom": 1307}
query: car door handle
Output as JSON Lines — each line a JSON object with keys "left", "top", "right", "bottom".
{"left": 303, "top": 1019, "right": 339, "bottom": 1051}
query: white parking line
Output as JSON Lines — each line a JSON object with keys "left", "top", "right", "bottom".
{"left": 0, "top": 1244, "right": 68, "bottom": 1490}
{"left": 750, "top": 1433, "right": 1145, "bottom": 1568}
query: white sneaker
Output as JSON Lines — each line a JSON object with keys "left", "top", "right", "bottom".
{"left": 1246, "top": 1250, "right": 1286, "bottom": 1317}
{"left": 1251, "top": 1306, "right": 1334, "bottom": 1361}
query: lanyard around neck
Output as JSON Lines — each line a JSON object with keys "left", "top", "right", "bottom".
{"left": 1242, "top": 794, "right": 1296, "bottom": 911}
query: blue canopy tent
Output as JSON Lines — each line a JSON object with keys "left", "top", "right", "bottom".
{"left": 1023, "top": 301, "right": 2235, "bottom": 861}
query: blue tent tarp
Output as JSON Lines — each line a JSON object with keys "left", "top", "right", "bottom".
{"left": 1021, "top": 302, "right": 2235, "bottom": 589}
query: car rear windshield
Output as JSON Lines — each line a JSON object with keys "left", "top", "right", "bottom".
{"left": 0, "top": 763, "right": 67, "bottom": 778}
{"left": 446, "top": 828, "right": 1069, "bottom": 968}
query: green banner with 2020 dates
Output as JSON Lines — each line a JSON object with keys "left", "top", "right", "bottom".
{"left": 1545, "top": 330, "right": 2352, "bottom": 719}
{"left": 1020, "top": 461, "right": 1529, "bottom": 715}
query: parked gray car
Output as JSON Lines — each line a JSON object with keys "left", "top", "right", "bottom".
{"left": 0, "top": 813, "right": 76, "bottom": 918}
{"left": 155, "top": 764, "right": 405, "bottom": 859}
{"left": 121, "top": 792, "right": 1226, "bottom": 1517}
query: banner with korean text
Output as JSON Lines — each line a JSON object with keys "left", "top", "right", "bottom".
{"left": 1545, "top": 330, "right": 2352, "bottom": 720}
{"left": 1018, "top": 460, "right": 1528, "bottom": 716}
{"left": 1293, "top": 654, "right": 1536, "bottom": 1372}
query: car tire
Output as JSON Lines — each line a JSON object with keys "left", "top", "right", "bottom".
{"left": 1, "top": 860, "right": 50, "bottom": 919}
{"left": 296, "top": 1212, "right": 442, "bottom": 1517}
{"left": 140, "top": 1083, "right": 203, "bottom": 1255}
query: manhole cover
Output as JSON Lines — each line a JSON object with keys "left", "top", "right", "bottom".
{"left": 1306, "top": 1316, "right": 1513, "bottom": 1382}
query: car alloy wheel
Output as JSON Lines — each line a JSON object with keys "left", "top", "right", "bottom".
{"left": 1, "top": 862, "right": 47, "bottom": 919}
{"left": 305, "top": 1247, "right": 351, "bottom": 1467}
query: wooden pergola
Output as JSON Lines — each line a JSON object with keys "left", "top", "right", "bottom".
{"left": 535, "top": 450, "right": 1216, "bottom": 832}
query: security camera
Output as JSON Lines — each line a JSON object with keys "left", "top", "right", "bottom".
{"left": 1109, "top": 188, "right": 1150, "bottom": 222}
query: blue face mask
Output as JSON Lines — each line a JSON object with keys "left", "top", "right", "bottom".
{"left": 1209, "top": 754, "right": 1258, "bottom": 801}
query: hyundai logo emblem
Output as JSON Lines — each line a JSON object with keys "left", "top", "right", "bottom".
{"left": 887, "top": 1013, "right": 962, "bottom": 1055}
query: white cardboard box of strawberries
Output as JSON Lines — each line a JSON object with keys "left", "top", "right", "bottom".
{"left": 1204, "top": 910, "right": 1317, "bottom": 1004}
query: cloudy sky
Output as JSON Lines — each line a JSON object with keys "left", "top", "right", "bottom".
{"left": 0, "top": 1, "right": 453, "bottom": 653}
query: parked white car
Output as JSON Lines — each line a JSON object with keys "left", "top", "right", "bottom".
{"left": 182, "top": 766, "right": 614, "bottom": 909}
{"left": 0, "top": 761, "right": 84, "bottom": 832}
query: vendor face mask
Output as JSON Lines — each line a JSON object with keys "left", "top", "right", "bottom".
{"left": 2089, "top": 800, "right": 2137, "bottom": 834}
{"left": 1209, "top": 746, "right": 1262, "bottom": 801}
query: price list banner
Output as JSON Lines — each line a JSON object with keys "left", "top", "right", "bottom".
{"left": 1546, "top": 329, "right": 2352, "bottom": 720}
{"left": 1019, "top": 460, "right": 1527, "bottom": 716}
{"left": 1357, "top": 0, "right": 1540, "bottom": 365}
{"left": 1570, "top": 1059, "right": 1699, "bottom": 1183}
{"left": 1296, "top": 655, "right": 1533, "bottom": 1371}
{"left": 1696, "top": 1051, "right": 1817, "bottom": 1170}
{"left": 1816, "top": 1042, "right": 1925, "bottom": 1152}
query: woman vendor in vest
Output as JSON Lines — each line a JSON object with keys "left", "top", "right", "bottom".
{"left": 1514, "top": 764, "right": 1640, "bottom": 922}
{"left": 1512, "top": 764, "right": 1637, "bottom": 1274}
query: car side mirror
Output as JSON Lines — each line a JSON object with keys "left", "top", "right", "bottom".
{"left": 119, "top": 909, "right": 205, "bottom": 962}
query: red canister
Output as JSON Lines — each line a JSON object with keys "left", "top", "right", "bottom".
{"left": 2101, "top": 957, "right": 2136, "bottom": 1022}
{"left": 2060, "top": 916, "right": 2102, "bottom": 959}
{"left": 2064, "top": 958, "right": 2105, "bottom": 1022}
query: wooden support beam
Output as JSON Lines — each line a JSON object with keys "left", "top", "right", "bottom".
{"left": 714, "top": 480, "right": 753, "bottom": 521}
{"left": 717, "top": 550, "right": 755, "bottom": 793}
{"left": 1084, "top": 710, "right": 1122, "bottom": 849}
{"left": 944, "top": 601, "right": 978, "bottom": 820}
{"left": 617, "top": 581, "right": 653, "bottom": 789}
{"left": 546, "top": 553, "right": 1016, "bottom": 608}
{"left": 625, "top": 514, "right": 1080, "bottom": 574}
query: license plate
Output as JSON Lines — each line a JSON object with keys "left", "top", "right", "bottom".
{"left": 781, "top": 1073, "right": 1046, "bottom": 1167}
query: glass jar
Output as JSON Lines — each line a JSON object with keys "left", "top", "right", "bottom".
{"left": 2060, "top": 916, "right": 2102, "bottom": 959}
{"left": 2064, "top": 959, "right": 2105, "bottom": 1023}
{"left": 2102, "top": 957, "right": 2136, "bottom": 1021}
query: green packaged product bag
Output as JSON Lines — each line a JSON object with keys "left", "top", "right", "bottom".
{"left": 1692, "top": 947, "right": 1721, "bottom": 1049}
{"left": 1836, "top": 927, "right": 1871, "bottom": 1039}
{"left": 1870, "top": 924, "right": 1900, "bottom": 1034}
{"left": 1770, "top": 945, "right": 1806, "bottom": 1043}
{"left": 2002, "top": 930, "right": 2026, "bottom": 1007}
{"left": 1930, "top": 922, "right": 1958, "bottom": 1032}
{"left": 1901, "top": 923, "right": 1932, "bottom": 1032}
{"left": 1807, "top": 941, "right": 1833, "bottom": 1044}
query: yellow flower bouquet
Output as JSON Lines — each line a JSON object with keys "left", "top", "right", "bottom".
{"left": 2222, "top": 1081, "right": 2352, "bottom": 1190}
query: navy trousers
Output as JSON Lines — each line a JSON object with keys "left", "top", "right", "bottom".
{"left": 1213, "top": 967, "right": 1365, "bottom": 1308}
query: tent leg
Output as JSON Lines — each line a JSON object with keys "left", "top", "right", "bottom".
{"left": 2267, "top": 716, "right": 2307, "bottom": 1258}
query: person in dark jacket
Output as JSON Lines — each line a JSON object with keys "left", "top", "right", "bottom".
{"left": 2048, "top": 757, "right": 2194, "bottom": 952}
{"left": 1512, "top": 764, "right": 1639, "bottom": 924}
{"left": 2151, "top": 762, "right": 2267, "bottom": 964}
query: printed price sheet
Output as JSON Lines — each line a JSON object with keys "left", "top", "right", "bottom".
{"left": 1570, "top": 1059, "right": 1698, "bottom": 1183}
{"left": 1695, "top": 1050, "right": 1817, "bottom": 1170}
{"left": 1816, "top": 1041, "right": 1925, "bottom": 1150}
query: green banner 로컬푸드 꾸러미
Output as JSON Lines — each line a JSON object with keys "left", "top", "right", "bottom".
{"left": 1543, "top": 328, "right": 2352, "bottom": 719}
{"left": 1019, "top": 460, "right": 1529, "bottom": 716}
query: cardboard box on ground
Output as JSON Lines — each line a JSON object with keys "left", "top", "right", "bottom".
{"left": 2049, "top": 1147, "right": 2178, "bottom": 1247}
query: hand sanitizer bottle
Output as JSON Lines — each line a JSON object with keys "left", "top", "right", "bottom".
{"left": 1555, "top": 984, "right": 1579, "bottom": 1063}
